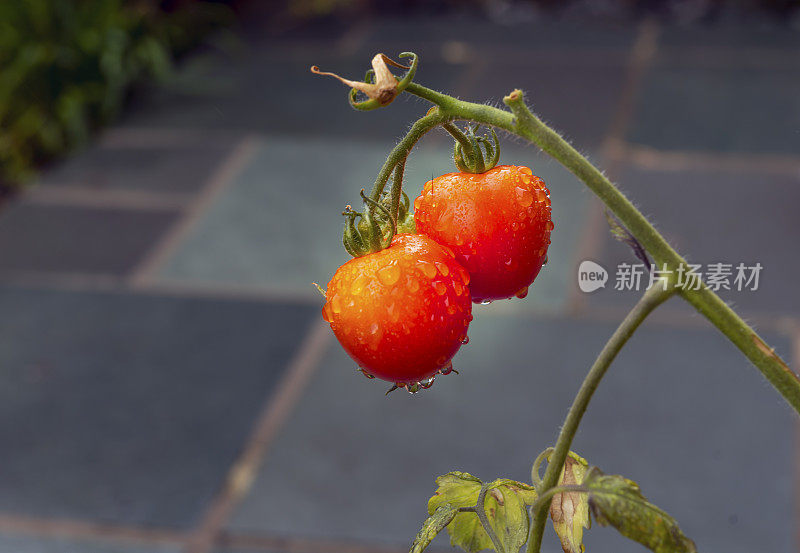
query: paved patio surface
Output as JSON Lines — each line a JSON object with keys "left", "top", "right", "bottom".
{"left": 0, "top": 11, "right": 799, "bottom": 553}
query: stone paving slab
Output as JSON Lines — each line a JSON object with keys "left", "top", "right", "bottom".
{"left": 357, "top": 15, "right": 638, "bottom": 51}
{"left": 0, "top": 534, "right": 180, "bottom": 553}
{"left": 122, "top": 53, "right": 468, "bottom": 141}
{"left": 586, "top": 164, "right": 800, "bottom": 316}
{"left": 628, "top": 61, "right": 800, "bottom": 153}
{"left": 0, "top": 286, "right": 315, "bottom": 528}
{"left": 154, "top": 138, "right": 590, "bottom": 312}
{"left": 225, "top": 313, "right": 794, "bottom": 553}
{"left": 472, "top": 59, "right": 628, "bottom": 150}
{"left": 0, "top": 203, "right": 178, "bottom": 277}
{"left": 37, "top": 141, "right": 238, "bottom": 194}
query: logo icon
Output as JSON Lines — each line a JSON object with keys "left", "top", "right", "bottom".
{"left": 578, "top": 260, "right": 608, "bottom": 293}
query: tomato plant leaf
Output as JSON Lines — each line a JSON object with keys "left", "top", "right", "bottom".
{"left": 410, "top": 503, "right": 459, "bottom": 553}
{"left": 547, "top": 451, "right": 591, "bottom": 553}
{"left": 583, "top": 467, "right": 697, "bottom": 553}
{"left": 428, "top": 472, "right": 537, "bottom": 553}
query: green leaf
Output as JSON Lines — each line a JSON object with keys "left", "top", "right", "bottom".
{"left": 547, "top": 451, "right": 591, "bottom": 553}
{"left": 583, "top": 467, "right": 697, "bottom": 553}
{"left": 427, "top": 472, "right": 537, "bottom": 553}
{"left": 410, "top": 503, "right": 458, "bottom": 553}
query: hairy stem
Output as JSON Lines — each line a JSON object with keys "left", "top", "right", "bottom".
{"left": 402, "top": 81, "right": 800, "bottom": 415}
{"left": 368, "top": 109, "right": 443, "bottom": 208}
{"left": 389, "top": 159, "right": 406, "bottom": 228}
{"left": 476, "top": 484, "right": 506, "bottom": 553}
{"left": 526, "top": 283, "right": 674, "bottom": 553}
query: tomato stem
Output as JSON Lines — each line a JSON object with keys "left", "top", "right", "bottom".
{"left": 526, "top": 282, "right": 674, "bottom": 553}
{"left": 476, "top": 483, "right": 506, "bottom": 553}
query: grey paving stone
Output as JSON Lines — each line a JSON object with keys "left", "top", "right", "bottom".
{"left": 585, "top": 165, "right": 800, "bottom": 316}
{"left": 0, "top": 534, "right": 180, "bottom": 553}
{"left": 0, "top": 203, "right": 177, "bottom": 277}
{"left": 628, "top": 63, "right": 800, "bottom": 153}
{"left": 39, "top": 142, "right": 237, "bottom": 193}
{"left": 226, "top": 314, "right": 794, "bottom": 553}
{"left": 473, "top": 59, "right": 628, "bottom": 150}
{"left": 154, "top": 137, "right": 590, "bottom": 312}
{"left": 0, "top": 286, "right": 315, "bottom": 527}
{"left": 359, "top": 15, "right": 638, "bottom": 51}
{"left": 122, "top": 53, "right": 466, "bottom": 140}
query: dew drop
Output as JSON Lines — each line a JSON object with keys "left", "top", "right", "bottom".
{"left": 546, "top": 220, "right": 555, "bottom": 231}
{"left": 350, "top": 275, "right": 367, "bottom": 295}
{"left": 435, "top": 262, "right": 450, "bottom": 276}
{"left": 516, "top": 186, "right": 534, "bottom": 207}
{"left": 460, "top": 335, "right": 470, "bottom": 344}
{"left": 434, "top": 282, "right": 447, "bottom": 295}
{"left": 407, "top": 277, "right": 420, "bottom": 293}
{"left": 439, "top": 363, "right": 454, "bottom": 375}
{"left": 321, "top": 304, "right": 332, "bottom": 322}
{"left": 330, "top": 295, "right": 342, "bottom": 314}
{"left": 480, "top": 299, "right": 493, "bottom": 305}
{"left": 406, "top": 382, "right": 420, "bottom": 394}
{"left": 453, "top": 280, "right": 463, "bottom": 296}
{"left": 414, "top": 196, "right": 422, "bottom": 210}
{"left": 377, "top": 263, "right": 401, "bottom": 286}
{"left": 519, "top": 166, "right": 533, "bottom": 176}
{"left": 418, "top": 260, "right": 437, "bottom": 279}
{"left": 447, "top": 304, "right": 458, "bottom": 315}
{"left": 420, "top": 376, "right": 435, "bottom": 389}
{"left": 460, "top": 268, "right": 471, "bottom": 285}
{"left": 515, "top": 286, "right": 529, "bottom": 299}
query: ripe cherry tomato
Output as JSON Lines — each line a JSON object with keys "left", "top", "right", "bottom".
{"left": 323, "top": 233, "right": 472, "bottom": 386}
{"left": 414, "top": 165, "right": 553, "bottom": 303}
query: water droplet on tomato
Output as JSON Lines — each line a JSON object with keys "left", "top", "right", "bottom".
{"left": 515, "top": 286, "right": 529, "bottom": 299}
{"left": 418, "top": 260, "right": 437, "bottom": 279}
{"left": 460, "top": 335, "right": 470, "bottom": 344}
{"left": 435, "top": 262, "right": 450, "bottom": 276}
{"left": 519, "top": 166, "right": 533, "bottom": 176}
{"left": 420, "top": 376, "right": 435, "bottom": 389}
{"left": 407, "top": 277, "right": 420, "bottom": 293}
{"left": 546, "top": 220, "right": 555, "bottom": 231}
{"left": 434, "top": 281, "right": 447, "bottom": 295}
{"left": 516, "top": 186, "right": 534, "bottom": 207}
{"left": 350, "top": 275, "right": 367, "bottom": 295}
{"left": 321, "top": 304, "right": 332, "bottom": 322}
{"left": 480, "top": 299, "right": 492, "bottom": 305}
{"left": 377, "top": 263, "right": 400, "bottom": 286}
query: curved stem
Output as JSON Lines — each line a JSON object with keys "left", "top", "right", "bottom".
{"left": 389, "top": 158, "right": 406, "bottom": 228}
{"left": 476, "top": 484, "right": 506, "bottom": 553}
{"left": 526, "top": 283, "right": 674, "bottom": 553}
{"left": 367, "top": 109, "right": 444, "bottom": 206}
{"left": 530, "top": 447, "right": 553, "bottom": 489}
{"left": 403, "top": 81, "right": 800, "bottom": 415}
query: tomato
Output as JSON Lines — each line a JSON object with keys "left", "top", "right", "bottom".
{"left": 413, "top": 165, "right": 553, "bottom": 303}
{"left": 322, "top": 233, "right": 472, "bottom": 388}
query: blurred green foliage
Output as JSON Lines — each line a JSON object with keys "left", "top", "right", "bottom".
{"left": 0, "top": 0, "right": 228, "bottom": 190}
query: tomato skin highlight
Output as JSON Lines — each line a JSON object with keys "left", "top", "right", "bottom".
{"left": 323, "top": 233, "right": 472, "bottom": 384}
{"left": 413, "top": 165, "right": 553, "bottom": 303}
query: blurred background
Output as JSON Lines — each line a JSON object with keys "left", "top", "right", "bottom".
{"left": 0, "top": 1, "right": 799, "bottom": 552}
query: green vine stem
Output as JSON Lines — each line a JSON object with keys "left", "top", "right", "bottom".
{"left": 398, "top": 81, "right": 800, "bottom": 416}
{"left": 526, "top": 282, "right": 674, "bottom": 553}
{"left": 476, "top": 484, "right": 506, "bottom": 553}
{"left": 367, "top": 108, "right": 444, "bottom": 223}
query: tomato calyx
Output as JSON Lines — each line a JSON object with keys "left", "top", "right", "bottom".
{"left": 341, "top": 189, "right": 414, "bottom": 257}
{"left": 311, "top": 52, "right": 419, "bottom": 111}
{"left": 441, "top": 122, "right": 500, "bottom": 174}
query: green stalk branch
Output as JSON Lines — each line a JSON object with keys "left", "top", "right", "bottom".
{"left": 526, "top": 283, "right": 674, "bottom": 553}
{"left": 402, "top": 81, "right": 800, "bottom": 415}
{"left": 476, "top": 484, "right": 506, "bottom": 553}
{"left": 368, "top": 108, "right": 444, "bottom": 207}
